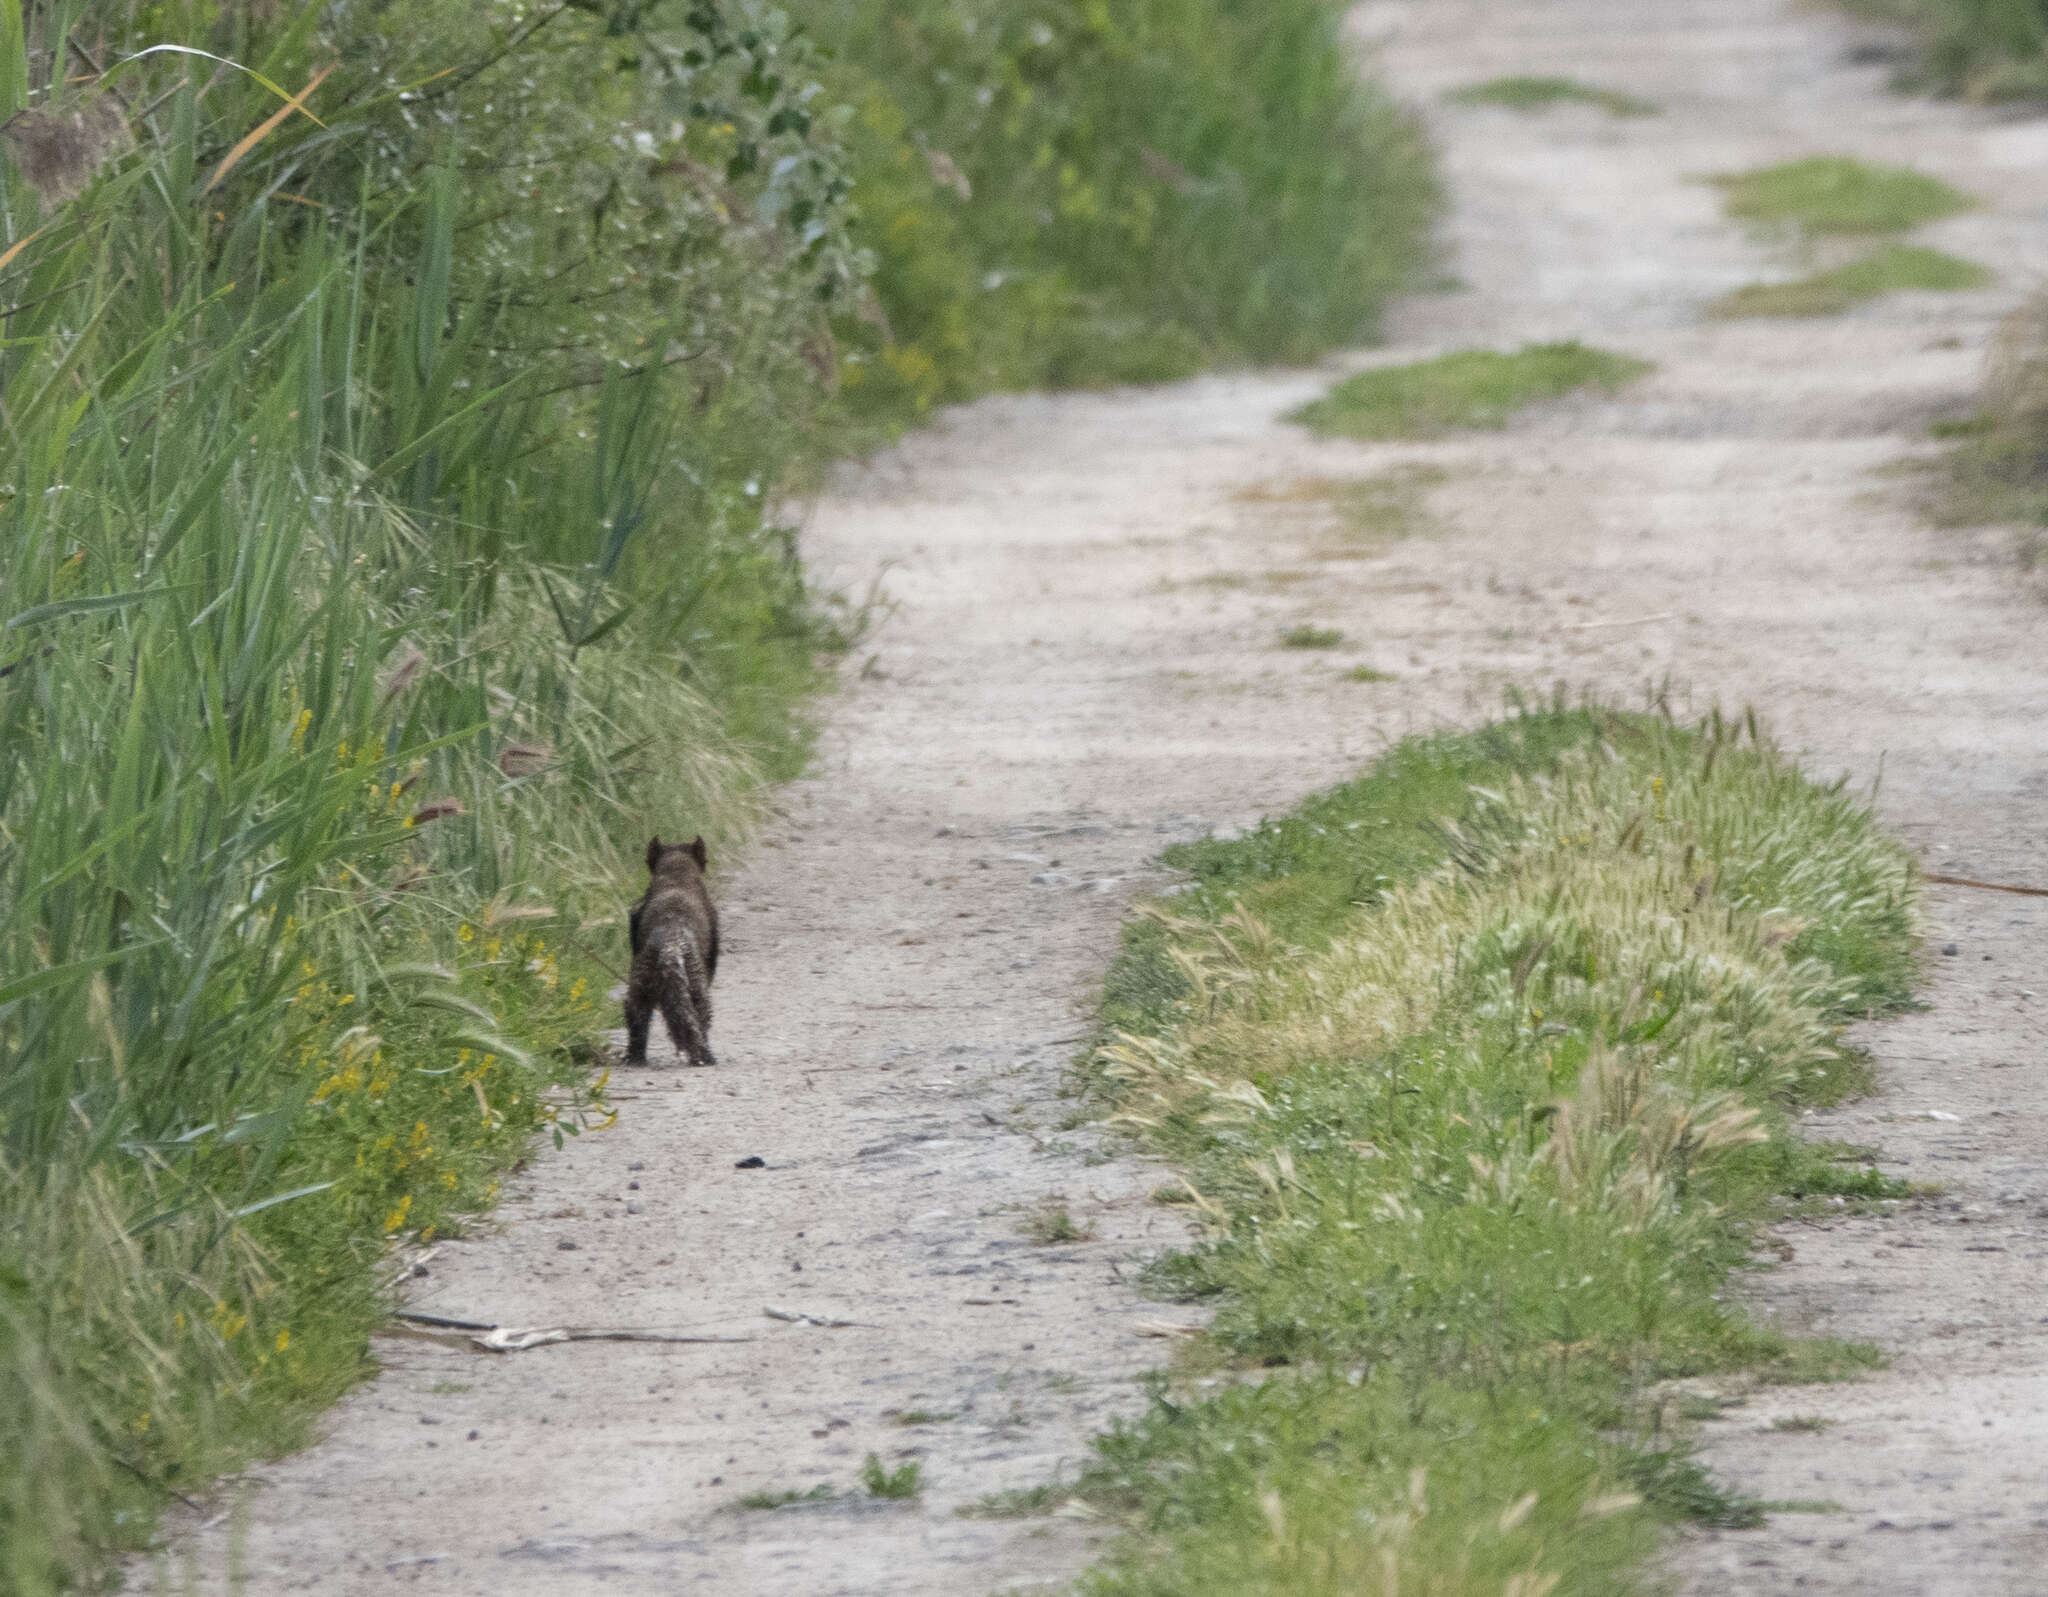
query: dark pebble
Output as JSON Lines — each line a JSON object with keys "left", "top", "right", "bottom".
{"left": 735, "top": 1155, "right": 766, "bottom": 1169}
{"left": 1942, "top": 943, "right": 1960, "bottom": 956}
{"left": 557, "top": 1239, "right": 579, "bottom": 1251}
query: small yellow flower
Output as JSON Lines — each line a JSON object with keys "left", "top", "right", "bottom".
{"left": 275, "top": 1328, "right": 291, "bottom": 1353}
{"left": 290, "top": 708, "right": 313, "bottom": 750}
{"left": 382, "top": 1194, "right": 413, "bottom": 1234}
{"left": 457, "top": 924, "right": 475, "bottom": 944}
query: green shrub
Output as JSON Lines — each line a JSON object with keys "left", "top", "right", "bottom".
{"left": 813, "top": 0, "right": 1439, "bottom": 416}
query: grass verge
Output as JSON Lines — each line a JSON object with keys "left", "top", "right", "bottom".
{"left": 1928, "top": 295, "right": 2048, "bottom": 567}
{"left": 1707, "top": 243, "right": 1992, "bottom": 317}
{"left": 1292, "top": 344, "right": 1653, "bottom": 440}
{"left": 1711, "top": 156, "right": 1974, "bottom": 234}
{"left": 1058, "top": 702, "right": 1917, "bottom": 1594}
{"left": 1447, "top": 76, "right": 1659, "bottom": 116}
{"left": 815, "top": 0, "right": 1439, "bottom": 419}
{"left": 1834, "top": 0, "right": 2048, "bottom": 102}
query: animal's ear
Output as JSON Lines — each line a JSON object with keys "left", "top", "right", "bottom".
{"left": 646, "top": 836, "right": 664, "bottom": 872}
{"left": 687, "top": 835, "right": 707, "bottom": 868}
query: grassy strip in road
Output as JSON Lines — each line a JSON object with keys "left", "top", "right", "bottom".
{"left": 1292, "top": 344, "right": 1653, "bottom": 440}
{"left": 1066, "top": 704, "right": 1916, "bottom": 1595}
{"left": 1708, "top": 243, "right": 1991, "bottom": 318}
{"left": 1711, "top": 156, "right": 1974, "bottom": 234}
{"left": 1447, "top": 76, "right": 1660, "bottom": 117}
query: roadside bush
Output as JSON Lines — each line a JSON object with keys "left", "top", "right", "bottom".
{"left": 814, "top": 0, "right": 1438, "bottom": 415}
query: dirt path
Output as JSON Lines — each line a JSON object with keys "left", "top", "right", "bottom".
{"left": 155, "top": 2, "right": 2048, "bottom": 1592}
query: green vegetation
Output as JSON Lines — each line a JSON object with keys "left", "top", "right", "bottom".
{"left": 1839, "top": 0, "right": 2048, "bottom": 100}
{"left": 1240, "top": 464, "right": 1451, "bottom": 554}
{"left": 1024, "top": 1198, "right": 1095, "bottom": 1244}
{"left": 1343, "top": 665, "right": 1399, "bottom": 683}
{"left": 1278, "top": 625, "right": 1347, "bottom": 650}
{"left": 1447, "top": 75, "right": 1659, "bottom": 117}
{"left": 1933, "top": 297, "right": 2048, "bottom": 567}
{"left": 738, "top": 1485, "right": 839, "bottom": 1510}
{"left": 1292, "top": 343, "right": 1653, "bottom": 439}
{"left": 1065, "top": 704, "right": 1918, "bottom": 1595}
{"left": 0, "top": 3, "right": 1435, "bottom": 1592}
{"left": 1711, "top": 156, "right": 1974, "bottom": 234}
{"left": 1708, "top": 244, "right": 1992, "bottom": 317}
{"left": 862, "top": 1455, "right": 924, "bottom": 1499}
{"left": 813, "top": 0, "right": 1439, "bottom": 417}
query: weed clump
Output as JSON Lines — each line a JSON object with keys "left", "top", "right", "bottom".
{"left": 861, "top": 1455, "right": 924, "bottom": 1499}
{"left": 1063, "top": 704, "right": 1919, "bottom": 1594}
{"left": 1292, "top": 342, "right": 1653, "bottom": 439}
{"left": 1278, "top": 625, "right": 1346, "bottom": 650}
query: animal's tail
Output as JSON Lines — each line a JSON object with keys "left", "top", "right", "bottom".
{"left": 650, "top": 929, "right": 714, "bottom": 1066}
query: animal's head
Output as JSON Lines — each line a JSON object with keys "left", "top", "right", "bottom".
{"left": 646, "top": 834, "right": 709, "bottom": 876}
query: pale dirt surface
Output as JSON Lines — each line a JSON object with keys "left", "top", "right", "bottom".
{"left": 149, "top": 2, "right": 2048, "bottom": 1593}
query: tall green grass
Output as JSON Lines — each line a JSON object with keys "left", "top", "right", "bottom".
{"left": 0, "top": 3, "right": 1438, "bottom": 1587}
{"left": 0, "top": 4, "right": 860, "bottom": 1589}
{"left": 1839, "top": 0, "right": 2048, "bottom": 100}
{"left": 812, "top": 0, "right": 1439, "bottom": 416}
{"left": 1933, "top": 295, "right": 2048, "bottom": 566}
{"left": 1070, "top": 705, "right": 1918, "bottom": 1595}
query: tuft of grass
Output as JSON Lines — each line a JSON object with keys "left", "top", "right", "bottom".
{"left": 1278, "top": 625, "right": 1346, "bottom": 650}
{"left": 960, "top": 1480, "right": 1071, "bottom": 1519}
{"left": 738, "top": 1484, "right": 838, "bottom": 1510}
{"left": 1292, "top": 342, "right": 1653, "bottom": 439}
{"left": 1343, "top": 664, "right": 1398, "bottom": 682}
{"left": 888, "top": 1409, "right": 958, "bottom": 1427}
{"left": 1023, "top": 1198, "right": 1095, "bottom": 1245}
{"left": 1237, "top": 465, "right": 1452, "bottom": 561}
{"left": 1066, "top": 702, "right": 1919, "bottom": 1596}
{"left": 861, "top": 1454, "right": 924, "bottom": 1499}
{"left": 1771, "top": 1415, "right": 1836, "bottom": 1433}
{"left": 1447, "top": 75, "right": 1660, "bottom": 116}
{"left": 1755, "top": 1339, "right": 1889, "bottom": 1386}
{"left": 1711, "top": 155, "right": 1975, "bottom": 234}
{"left": 1708, "top": 244, "right": 1992, "bottom": 317}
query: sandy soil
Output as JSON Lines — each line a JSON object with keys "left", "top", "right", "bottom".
{"left": 150, "top": 2, "right": 2048, "bottom": 1593}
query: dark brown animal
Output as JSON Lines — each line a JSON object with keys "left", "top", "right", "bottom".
{"left": 623, "top": 835, "right": 719, "bottom": 1067}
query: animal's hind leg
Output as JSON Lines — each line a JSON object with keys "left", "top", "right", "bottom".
{"left": 683, "top": 940, "right": 717, "bottom": 1068}
{"left": 623, "top": 989, "right": 653, "bottom": 1064}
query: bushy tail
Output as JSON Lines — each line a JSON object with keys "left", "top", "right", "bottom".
{"left": 630, "top": 926, "right": 715, "bottom": 1067}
